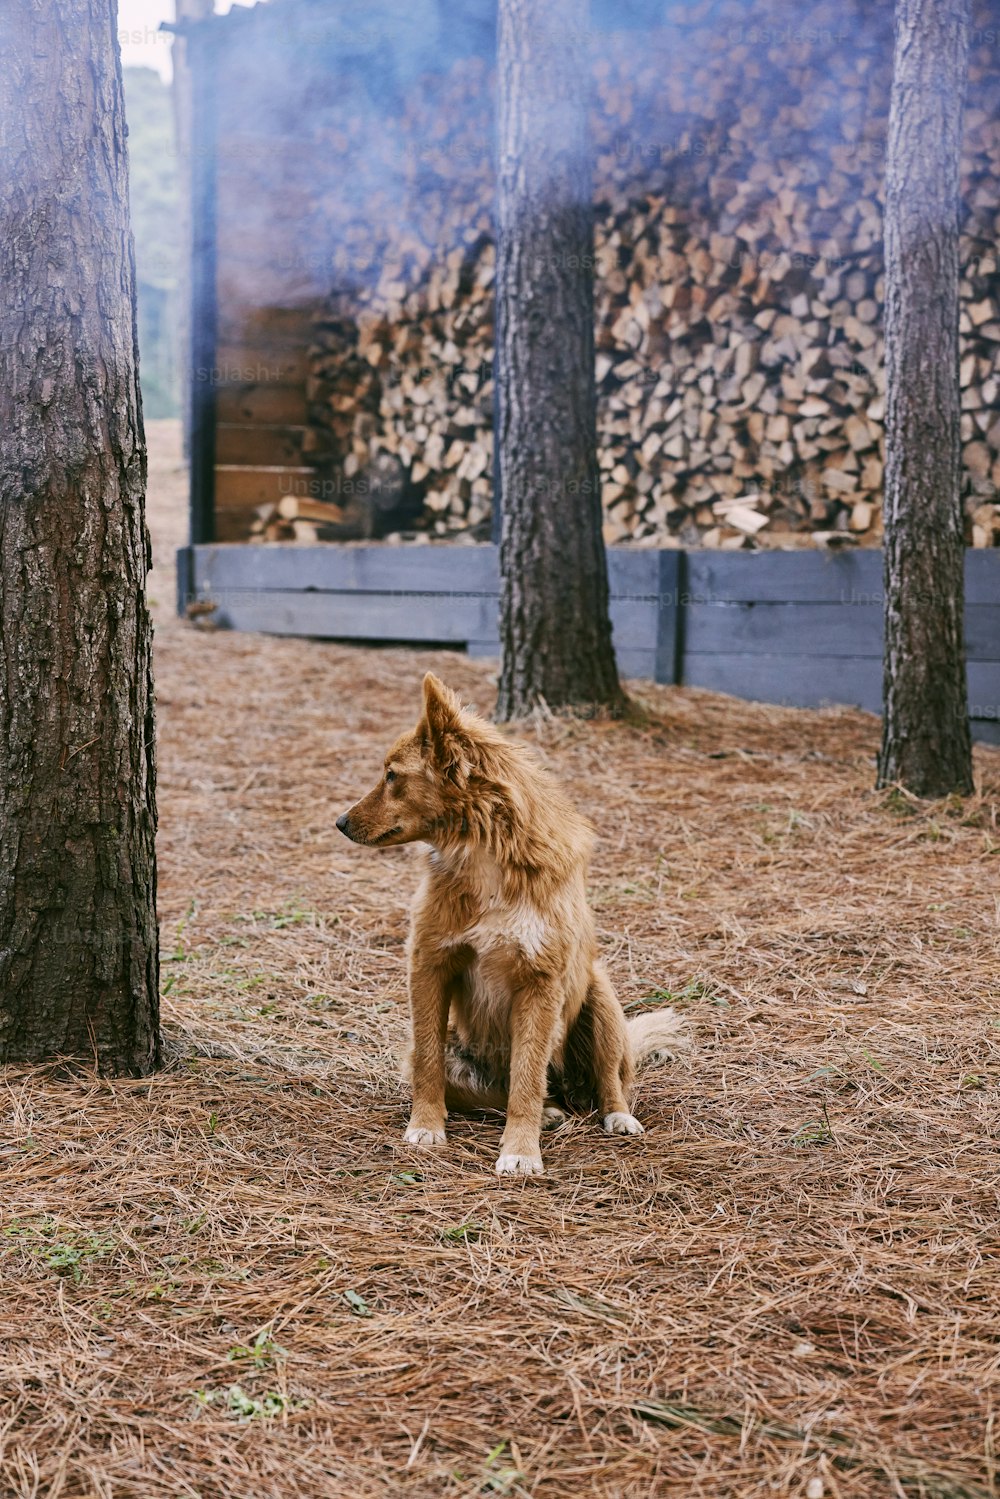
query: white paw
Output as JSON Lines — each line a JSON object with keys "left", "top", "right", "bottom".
{"left": 495, "top": 1153, "right": 544, "bottom": 1176}
{"left": 541, "top": 1106, "right": 567, "bottom": 1131}
{"left": 404, "top": 1124, "right": 446, "bottom": 1146}
{"left": 604, "top": 1112, "right": 644, "bottom": 1136}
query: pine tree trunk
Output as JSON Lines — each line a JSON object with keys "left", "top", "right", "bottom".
{"left": 0, "top": 0, "right": 161, "bottom": 1073}
{"left": 877, "top": 0, "right": 973, "bottom": 797}
{"left": 495, "top": 0, "right": 622, "bottom": 720}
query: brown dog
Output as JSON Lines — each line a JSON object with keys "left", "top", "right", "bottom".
{"left": 337, "top": 673, "right": 686, "bottom": 1175}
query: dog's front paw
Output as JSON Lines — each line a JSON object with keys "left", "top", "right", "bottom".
{"left": 496, "top": 1152, "right": 544, "bottom": 1176}
{"left": 404, "top": 1123, "right": 446, "bottom": 1147}
{"left": 603, "top": 1111, "right": 644, "bottom": 1136}
{"left": 541, "top": 1106, "right": 567, "bottom": 1131}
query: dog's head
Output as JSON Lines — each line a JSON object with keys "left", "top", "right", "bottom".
{"left": 336, "top": 673, "right": 475, "bottom": 848}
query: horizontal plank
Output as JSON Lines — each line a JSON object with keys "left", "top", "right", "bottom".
{"left": 216, "top": 424, "right": 311, "bottom": 467}
{"left": 216, "top": 239, "right": 334, "bottom": 294}
{"left": 683, "top": 653, "right": 884, "bottom": 712}
{"left": 684, "top": 654, "right": 1000, "bottom": 717}
{"left": 686, "top": 550, "right": 884, "bottom": 603}
{"left": 686, "top": 602, "right": 882, "bottom": 659}
{"left": 605, "top": 549, "right": 662, "bottom": 598}
{"left": 190, "top": 542, "right": 501, "bottom": 596}
{"left": 216, "top": 305, "right": 316, "bottom": 349}
{"left": 615, "top": 647, "right": 660, "bottom": 680}
{"left": 185, "top": 542, "right": 680, "bottom": 605}
{"left": 213, "top": 344, "right": 309, "bottom": 385}
{"left": 216, "top": 174, "right": 321, "bottom": 219}
{"left": 217, "top": 263, "right": 328, "bottom": 311}
{"left": 967, "top": 662, "right": 1000, "bottom": 720}
{"left": 687, "top": 548, "right": 1000, "bottom": 605}
{"left": 214, "top": 465, "right": 317, "bottom": 510}
{"left": 965, "top": 550, "right": 1000, "bottom": 605}
{"left": 214, "top": 512, "right": 255, "bottom": 544}
{"left": 215, "top": 385, "right": 308, "bottom": 426}
{"left": 210, "top": 589, "right": 498, "bottom": 644}
{"left": 964, "top": 606, "right": 1000, "bottom": 659}
{"left": 686, "top": 601, "right": 1000, "bottom": 660}
{"left": 609, "top": 599, "right": 659, "bottom": 648}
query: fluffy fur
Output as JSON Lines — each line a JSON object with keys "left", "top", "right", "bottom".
{"left": 337, "top": 673, "right": 687, "bottom": 1175}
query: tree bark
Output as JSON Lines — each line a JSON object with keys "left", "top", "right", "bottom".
{"left": 877, "top": 0, "right": 973, "bottom": 796}
{"left": 0, "top": 0, "right": 161, "bottom": 1072}
{"left": 495, "top": 0, "right": 622, "bottom": 720}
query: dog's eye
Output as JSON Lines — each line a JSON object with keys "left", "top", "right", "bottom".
{"left": 385, "top": 770, "right": 396, "bottom": 784}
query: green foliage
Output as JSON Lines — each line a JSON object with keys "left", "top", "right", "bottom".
{"left": 440, "top": 1221, "right": 485, "bottom": 1243}
{"left": 226, "top": 1330, "right": 287, "bottom": 1368}
{"left": 2, "top": 1218, "right": 117, "bottom": 1282}
{"left": 789, "top": 1119, "right": 834, "bottom": 1148}
{"left": 452, "top": 1443, "right": 526, "bottom": 1495}
{"left": 628, "top": 978, "right": 724, "bottom": 1010}
{"left": 343, "top": 1289, "right": 373, "bottom": 1317}
{"left": 193, "top": 1384, "right": 289, "bottom": 1420}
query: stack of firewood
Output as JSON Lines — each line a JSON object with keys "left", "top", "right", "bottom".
{"left": 292, "top": 0, "right": 1000, "bottom": 548}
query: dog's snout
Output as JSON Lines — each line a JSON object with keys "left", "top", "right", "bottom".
{"left": 336, "top": 812, "right": 351, "bottom": 836}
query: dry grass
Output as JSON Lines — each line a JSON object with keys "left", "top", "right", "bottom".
{"left": 1, "top": 422, "right": 999, "bottom": 1498}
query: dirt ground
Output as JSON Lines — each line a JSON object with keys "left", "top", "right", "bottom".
{"left": 2, "top": 419, "right": 999, "bottom": 1499}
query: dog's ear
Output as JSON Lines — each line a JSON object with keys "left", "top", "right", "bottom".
{"left": 422, "top": 672, "right": 463, "bottom": 732}
{"left": 421, "top": 673, "right": 472, "bottom": 782}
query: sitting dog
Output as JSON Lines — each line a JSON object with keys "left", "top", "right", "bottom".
{"left": 336, "top": 673, "right": 685, "bottom": 1175}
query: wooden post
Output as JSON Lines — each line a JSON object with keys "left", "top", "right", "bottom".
{"left": 169, "top": 0, "right": 215, "bottom": 463}
{"left": 186, "top": 15, "right": 218, "bottom": 546}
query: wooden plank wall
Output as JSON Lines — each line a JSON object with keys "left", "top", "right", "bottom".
{"left": 179, "top": 544, "right": 1000, "bottom": 742}
{"left": 197, "top": 4, "right": 498, "bottom": 544}
{"left": 200, "top": 19, "right": 331, "bottom": 543}
{"left": 682, "top": 551, "right": 1000, "bottom": 743}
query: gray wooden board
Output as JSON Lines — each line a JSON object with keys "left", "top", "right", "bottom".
{"left": 203, "top": 593, "right": 656, "bottom": 647}
{"left": 685, "top": 602, "right": 1000, "bottom": 661}
{"left": 686, "top": 550, "right": 884, "bottom": 603}
{"left": 687, "top": 549, "right": 1000, "bottom": 605}
{"left": 613, "top": 648, "right": 659, "bottom": 680}
{"left": 186, "top": 544, "right": 1000, "bottom": 607}
{"left": 683, "top": 653, "right": 884, "bottom": 712}
{"left": 686, "top": 602, "right": 883, "bottom": 658}
{"left": 212, "top": 590, "right": 497, "bottom": 642}
{"left": 965, "top": 607, "right": 1000, "bottom": 659}
{"left": 685, "top": 654, "right": 1000, "bottom": 718}
{"left": 965, "top": 551, "right": 1000, "bottom": 605}
{"left": 610, "top": 598, "right": 659, "bottom": 641}
{"left": 605, "top": 549, "right": 661, "bottom": 600}
{"left": 967, "top": 662, "right": 1000, "bottom": 720}
{"left": 187, "top": 543, "right": 501, "bottom": 597}
{"left": 184, "top": 543, "right": 681, "bottom": 605}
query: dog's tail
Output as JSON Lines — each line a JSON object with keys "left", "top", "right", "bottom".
{"left": 627, "top": 1007, "right": 690, "bottom": 1067}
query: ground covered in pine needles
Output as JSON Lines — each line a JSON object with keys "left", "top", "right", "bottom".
{"left": 1, "top": 423, "right": 999, "bottom": 1499}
